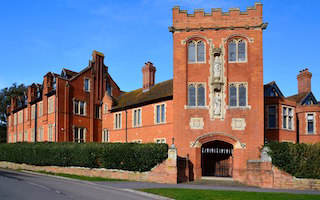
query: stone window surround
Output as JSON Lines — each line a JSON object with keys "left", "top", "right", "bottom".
{"left": 38, "top": 126, "right": 44, "bottom": 142}
{"left": 228, "top": 38, "right": 248, "bottom": 63}
{"left": 154, "top": 138, "right": 166, "bottom": 144}
{"left": 306, "top": 112, "right": 316, "bottom": 135}
{"left": 114, "top": 112, "right": 122, "bottom": 130}
{"left": 154, "top": 103, "right": 167, "bottom": 125}
{"left": 103, "top": 103, "right": 108, "bottom": 114}
{"left": 48, "top": 96, "right": 54, "bottom": 114}
{"left": 48, "top": 124, "right": 54, "bottom": 142}
{"left": 13, "top": 113, "right": 17, "bottom": 125}
{"left": 25, "top": 108, "right": 28, "bottom": 121}
{"left": 281, "top": 105, "right": 295, "bottom": 131}
{"left": 132, "top": 108, "right": 142, "bottom": 128}
{"left": 38, "top": 101, "right": 43, "bottom": 117}
{"left": 73, "top": 126, "right": 87, "bottom": 143}
{"left": 227, "top": 82, "right": 250, "bottom": 109}
{"left": 73, "top": 99, "right": 87, "bottom": 116}
{"left": 266, "top": 105, "right": 278, "bottom": 129}
{"left": 83, "top": 77, "right": 91, "bottom": 92}
{"left": 187, "top": 39, "right": 206, "bottom": 64}
{"left": 31, "top": 128, "right": 35, "bottom": 142}
{"left": 31, "top": 105, "right": 35, "bottom": 120}
{"left": 13, "top": 133, "right": 16, "bottom": 143}
{"left": 102, "top": 129, "right": 109, "bottom": 142}
{"left": 18, "top": 110, "right": 23, "bottom": 124}
{"left": 24, "top": 130, "right": 28, "bottom": 142}
{"left": 185, "top": 82, "right": 208, "bottom": 109}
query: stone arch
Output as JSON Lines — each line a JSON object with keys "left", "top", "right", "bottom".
{"left": 223, "top": 34, "right": 254, "bottom": 43}
{"left": 191, "top": 132, "right": 245, "bottom": 149}
{"left": 182, "top": 34, "right": 212, "bottom": 44}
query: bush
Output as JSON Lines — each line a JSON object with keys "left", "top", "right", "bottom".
{"left": 265, "top": 142, "right": 320, "bottom": 179}
{"left": 0, "top": 142, "right": 168, "bottom": 172}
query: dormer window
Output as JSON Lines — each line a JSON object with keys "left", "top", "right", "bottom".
{"left": 228, "top": 39, "right": 247, "bottom": 62}
{"left": 188, "top": 40, "right": 205, "bottom": 63}
{"left": 53, "top": 77, "right": 56, "bottom": 90}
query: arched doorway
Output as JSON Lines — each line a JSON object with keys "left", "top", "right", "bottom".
{"left": 201, "top": 140, "right": 233, "bottom": 177}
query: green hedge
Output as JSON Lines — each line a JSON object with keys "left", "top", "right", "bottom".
{"left": 265, "top": 142, "right": 320, "bottom": 179}
{"left": 0, "top": 142, "right": 168, "bottom": 172}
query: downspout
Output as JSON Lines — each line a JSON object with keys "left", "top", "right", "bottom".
{"left": 35, "top": 103, "right": 37, "bottom": 142}
{"left": 125, "top": 110, "right": 128, "bottom": 143}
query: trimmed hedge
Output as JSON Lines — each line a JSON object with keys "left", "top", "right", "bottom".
{"left": 0, "top": 142, "right": 168, "bottom": 172}
{"left": 265, "top": 142, "right": 320, "bottom": 179}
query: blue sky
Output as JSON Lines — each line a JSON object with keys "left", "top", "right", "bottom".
{"left": 0, "top": 0, "right": 319, "bottom": 98}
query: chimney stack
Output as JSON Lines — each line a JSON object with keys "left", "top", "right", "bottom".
{"left": 142, "top": 62, "right": 156, "bottom": 92}
{"left": 297, "top": 68, "right": 312, "bottom": 94}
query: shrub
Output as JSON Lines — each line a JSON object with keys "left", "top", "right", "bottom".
{"left": 265, "top": 142, "right": 320, "bottom": 179}
{"left": 0, "top": 142, "right": 168, "bottom": 172}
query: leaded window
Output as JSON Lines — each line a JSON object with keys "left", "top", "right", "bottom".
{"left": 229, "top": 83, "right": 247, "bottom": 107}
{"left": 74, "top": 127, "right": 86, "bottom": 143}
{"left": 282, "top": 106, "right": 294, "bottom": 130}
{"left": 307, "top": 114, "right": 315, "bottom": 134}
{"left": 228, "top": 39, "right": 247, "bottom": 62}
{"left": 268, "top": 106, "right": 277, "bottom": 128}
{"left": 188, "top": 83, "right": 206, "bottom": 107}
{"left": 155, "top": 104, "right": 166, "bottom": 124}
{"left": 188, "top": 40, "right": 205, "bottom": 63}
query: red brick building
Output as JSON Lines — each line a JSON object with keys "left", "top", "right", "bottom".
{"left": 6, "top": 3, "right": 319, "bottom": 181}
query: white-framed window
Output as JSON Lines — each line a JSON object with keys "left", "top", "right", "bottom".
{"left": 132, "top": 139, "right": 142, "bottom": 143}
{"left": 104, "top": 104, "right": 108, "bottom": 114}
{"left": 154, "top": 138, "right": 166, "bottom": 144}
{"left": 18, "top": 111, "right": 23, "bottom": 124}
{"left": 155, "top": 104, "right": 166, "bottom": 124}
{"left": 188, "top": 83, "right": 206, "bottom": 107}
{"left": 13, "top": 113, "right": 17, "bottom": 125}
{"left": 73, "top": 100, "right": 86, "bottom": 116}
{"left": 95, "top": 105, "right": 101, "bottom": 119}
{"left": 38, "top": 127, "right": 44, "bottom": 142}
{"left": 24, "top": 130, "right": 28, "bottom": 142}
{"left": 18, "top": 132, "right": 22, "bottom": 142}
{"left": 8, "top": 115, "right": 11, "bottom": 127}
{"left": 267, "top": 105, "right": 277, "bottom": 128}
{"left": 48, "top": 124, "right": 54, "bottom": 142}
{"left": 282, "top": 106, "right": 294, "bottom": 130}
{"left": 31, "top": 105, "right": 35, "bottom": 119}
{"left": 84, "top": 78, "right": 90, "bottom": 92}
{"left": 13, "top": 133, "right": 17, "bottom": 143}
{"left": 114, "top": 112, "right": 122, "bottom": 129}
{"left": 188, "top": 40, "right": 205, "bottom": 63}
{"left": 31, "top": 129, "right": 35, "bottom": 142}
{"left": 39, "top": 101, "right": 43, "bottom": 117}
{"left": 132, "top": 108, "right": 142, "bottom": 127}
{"left": 229, "top": 83, "right": 248, "bottom": 107}
{"left": 25, "top": 108, "right": 28, "bottom": 121}
{"left": 48, "top": 97, "right": 54, "bottom": 114}
{"left": 307, "top": 113, "right": 315, "bottom": 134}
{"left": 74, "top": 127, "right": 86, "bottom": 143}
{"left": 228, "top": 39, "right": 247, "bottom": 62}
{"left": 102, "top": 129, "right": 109, "bottom": 142}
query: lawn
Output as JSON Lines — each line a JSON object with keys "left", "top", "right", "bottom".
{"left": 26, "top": 170, "right": 130, "bottom": 182}
{"left": 140, "top": 188, "right": 320, "bottom": 200}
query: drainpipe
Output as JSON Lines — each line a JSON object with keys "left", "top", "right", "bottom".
{"left": 125, "top": 110, "right": 128, "bottom": 143}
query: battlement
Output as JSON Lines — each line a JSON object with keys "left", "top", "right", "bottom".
{"left": 171, "top": 3, "right": 265, "bottom": 32}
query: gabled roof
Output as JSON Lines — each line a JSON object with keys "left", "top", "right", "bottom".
{"left": 264, "top": 81, "right": 284, "bottom": 97}
{"left": 111, "top": 79, "right": 173, "bottom": 112}
{"left": 287, "top": 91, "right": 318, "bottom": 105}
{"left": 61, "top": 68, "right": 78, "bottom": 79}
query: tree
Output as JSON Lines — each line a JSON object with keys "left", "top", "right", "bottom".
{"left": 0, "top": 83, "right": 28, "bottom": 143}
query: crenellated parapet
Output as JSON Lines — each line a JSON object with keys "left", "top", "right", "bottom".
{"left": 170, "top": 3, "right": 267, "bottom": 33}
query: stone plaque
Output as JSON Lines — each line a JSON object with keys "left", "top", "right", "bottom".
{"left": 189, "top": 118, "right": 204, "bottom": 129}
{"left": 231, "top": 118, "right": 246, "bottom": 130}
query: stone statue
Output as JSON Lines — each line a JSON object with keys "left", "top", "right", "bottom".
{"left": 213, "top": 56, "right": 221, "bottom": 78}
{"left": 214, "top": 93, "right": 221, "bottom": 115}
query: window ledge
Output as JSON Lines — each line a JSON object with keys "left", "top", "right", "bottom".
{"left": 227, "top": 105, "right": 251, "bottom": 110}
{"left": 305, "top": 133, "right": 316, "bottom": 135}
{"left": 188, "top": 61, "right": 206, "bottom": 64}
{"left": 228, "top": 61, "right": 247, "bottom": 63}
{"left": 184, "top": 105, "right": 209, "bottom": 110}
{"left": 266, "top": 127, "right": 278, "bottom": 130}
{"left": 281, "top": 128, "right": 295, "bottom": 132}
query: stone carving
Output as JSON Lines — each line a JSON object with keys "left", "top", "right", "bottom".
{"left": 213, "top": 56, "right": 221, "bottom": 78}
{"left": 261, "top": 147, "right": 272, "bottom": 162}
{"left": 231, "top": 118, "right": 246, "bottom": 130}
{"left": 214, "top": 93, "right": 221, "bottom": 115}
{"left": 189, "top": 118, "right": 204, "bottom": 129}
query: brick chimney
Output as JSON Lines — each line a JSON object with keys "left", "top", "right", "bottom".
{"left": 297, "top": 68, "right": 312, "bottom": 94}
{"left": 142, "top": 62, "right": 156, "bottom": 92}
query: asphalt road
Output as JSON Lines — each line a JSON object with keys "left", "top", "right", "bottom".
{"left": 0, "top": 169, "right": 165, "bottom": 200}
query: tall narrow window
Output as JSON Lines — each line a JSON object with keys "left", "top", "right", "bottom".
{"left": 155, "top": 104, "right": 166, "bottom": 124}
{"left": 73, "top": 100, "right": 86, "bottom": 116}
{"left": 283, "top": 107, "right": 287, "bottom": 129}
{"left": 102, "top": 129, "right": 109, "bottom": 142}
{"left": 307, "top": 114, "right": 315, "bottom": 134}
{"left": 48, "top": 97, "right": 54, "bottom": 114}
{"left": 133, "top": 108, "right": 142, "bottom": 127}
{"left": 39, "top": 101, "right": 43, "bottom": 117}
{"left": 48, "top": 124, "right": 54, "bottom": 142}
{"left": 31, "top": 105, "right": 35, "bottom": 119}
{"left": 114, "top": 113, "right": 122, "bottom": 129}
{"left": 228, "top": 39, "right": 247, "bottom": 62}
{"left": 188, "top": 83, "right": 206, "bottom": 107}
{"left": 25, "top": 108, "right": 28, "bottom": 121}
{"left": 80, "top": 102, "right": 85, "bottom": 115}
{"left": 229, "top": 83, "right": 248, "bottom": 107}
{"left": 74, "top": 127, "right": 86, "bottom": 143}
{"left": 95, "top": 105, "right": 101, "bottom": 119}
{"left": 14, "top": 113, "right": 17, "bottom": 125}
{"left": 38, "top": 127, "right": 43, "bottom": 142}
{"left": 282, "top": 106, "right": 294, "bottom": 130}
{"left": 24, "top": 130, "right": 28, "bottom": 142}
{"left": 31, "top": 129, "right": 35, "bottom": 142}
{"left": 268, "top": 106, "right": 277, "bottom": 128}
{"left": 84, "top": 78, "right": 90, "bottom": 92}
{"left": 188, "top": 40, "right": 205, "bottom": 63}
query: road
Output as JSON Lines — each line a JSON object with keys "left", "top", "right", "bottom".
{"left": 0, "top": 169, "right": 165, "bottom": 200}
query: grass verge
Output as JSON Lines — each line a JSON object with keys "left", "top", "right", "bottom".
{"left": 25, "top": 170, "right": 131, "bottom": 182}
{"left": 140, "top": 188, "right": 320, "bottom": 200}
